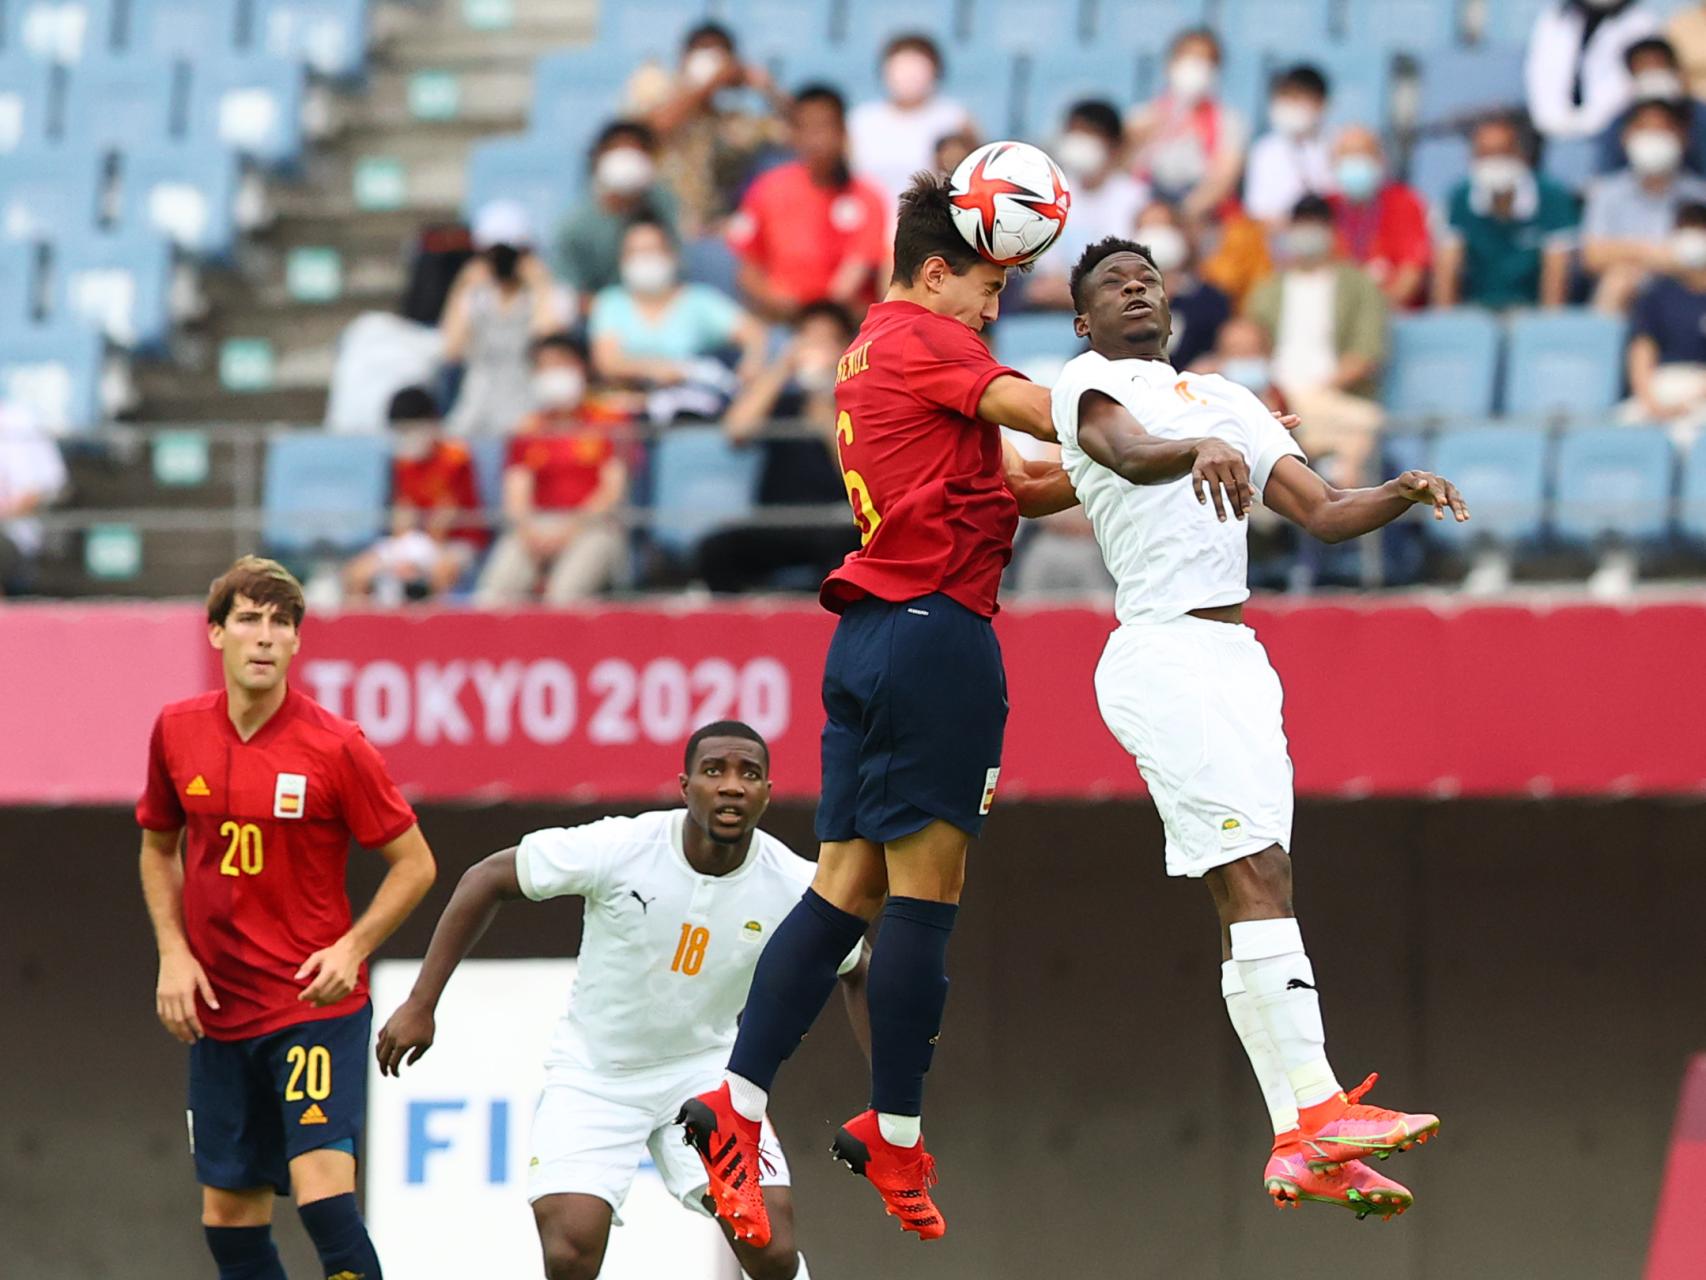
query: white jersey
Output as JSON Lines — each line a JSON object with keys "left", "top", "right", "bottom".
{"left": 1051, "top": 352, "right": 1305, "bottom": 626}
{"left": 515, "top": 809, "right": 859, "bottom": 1073}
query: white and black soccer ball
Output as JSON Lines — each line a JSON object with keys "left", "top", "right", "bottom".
{"left": 947, "top": 140, "right": 1072, "bottom": 267}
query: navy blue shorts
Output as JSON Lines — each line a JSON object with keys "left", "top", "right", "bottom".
{"left": 187, "top": 1003, "right": 370, "bottom": 1194}
{"left": 816, "top": 592, "right": 1008, "bottom": 844}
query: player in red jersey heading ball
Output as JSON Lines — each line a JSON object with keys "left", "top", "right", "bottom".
{"left": 136, "top": 556, "right": 437, "bottom": 1280}
{"left": 679, "top": 172, "right": 1077, "bottom": 1243}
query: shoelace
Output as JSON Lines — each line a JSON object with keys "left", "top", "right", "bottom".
{"left": 1341, "top": 1072, "right": 1401, "bottom": 1121}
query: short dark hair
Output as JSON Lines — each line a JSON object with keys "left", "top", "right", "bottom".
{"left": 1625, "top": 36, "right": 1679, "bottom": 71}
{"left": 622, "top": 214, "right": 679, "bottom": 250}
{"left": 1472, "top": 111, "right": 1534, "bottom": 161}
{"left": 891, "top": 171, "right": 985, "bottom": 284}
{"left": 684, "top": 720, "right": 769, "bottom": 771}
{"left": 682, "top": 20, "right": 735, "bottom": 53}
{"left": 795, "top": 298, "right": 857, "bottom": 340}
{"left": 1291, "top": 193, "right": 1334, "bottom": 223}
{"left": 1628, "top": 96, "right": 1689, "bottom": 131}
{"left": 591, "top": 118, "right": 656, "bottom": 161}
{"left": 1169, "top": 26, "right": 1222, "bottom": 62}
{"left": 1274, "top": 64, "right": 1329, "bottom": 99}
{"left": 1065, "top": 98, "right": 1122, "bottom": 143}
{"left": 793, "top": 82, "right": 847, "bottom": 121}
{"left": 1069, "top": 236, "right": 1156, "bottom": 311}
{"left": 882, "top": 32, "right": 943, "bottom": 73}
{"left": 530, "top": 330, "right": 588, "bottom": 364}
{"left": 386, "top": 385, "right": 439, "bottom": 423}
{"left": 207, "top": 556, "right": 305, "bottom": 628}
{"left": 1677, "top": 201, "right": 1706, "bottom": 229}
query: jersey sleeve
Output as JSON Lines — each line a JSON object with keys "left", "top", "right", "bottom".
{"left": 1219, "top": 378, "right": 1307, "bottom": 492}
{"left": 135, "top": 713, "right": 185, "bottom": 832}
{"left": 901, "top": 317, "right": 1022, "bottom": 419}
{"left": 335, "top": 732, "right": 418, "bottom": 848}
{"left": 515, "top": 819, "right": 620, "bottom": 903}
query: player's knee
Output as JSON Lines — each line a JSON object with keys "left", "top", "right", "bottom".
{"left": 539, "top": 1233, "right": 603, "bottom": 1280}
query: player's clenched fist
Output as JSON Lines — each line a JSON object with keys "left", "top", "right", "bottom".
{"left": 375, "top": 999, "right": 436, "bottom": 1076}
{"left": 1394, "top": 470, "right": 1469, "bottom": 523}
{"left": 156, "top": 949, "right": 219, "bottom": 1044}
{"left": 1191, "top": 437, "right": 1253, "bottom": 522}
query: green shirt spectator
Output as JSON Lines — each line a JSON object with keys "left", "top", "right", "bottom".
{"left": 551, "top": 120, "right": 681, "bottom": 296}
{"left": 1443, "top": 173, "right": 1578, "bottom": 309}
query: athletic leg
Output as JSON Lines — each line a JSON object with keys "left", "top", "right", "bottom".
{"left": 723, "top": 1186, "right": 804, "bottom": 1280}
{"left": 202, "top": 1187, "right": 286, "bottom": 1280}
{"left": 191, "top": 1032, "right": 290, "bottom": 1280}
{"left": 292, "top": 1149, "right": 382, "bottom": 1279}
{"left": 531, "top": 1193, "right": 615, "bottom": 1280}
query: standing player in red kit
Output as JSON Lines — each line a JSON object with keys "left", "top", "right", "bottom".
{"left": 136, "top": 556, "right": 437, "bottom": 1280}
{"left": 680, "top": 173, "right": 1075, "bottom": 1242}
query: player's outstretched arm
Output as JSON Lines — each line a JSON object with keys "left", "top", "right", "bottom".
{"left": 1001, "top": 439, "right": 1080, "bottom": 517}
{"left": 1076, "top": 389, "right": 1254, "bottom": 521}
{"left": 375, "top": 847, "right": 526, "bottom": 1075}
{"left": 838, "top": 940, "right": 873, "bottom": 1062}
{"left": 139, "top": 827, "right": 219, "bottom": 1044}
{"left": 977, "top": 374, "right": 1058, "bottom": 443}
{"left": 298, "top": 823, "right": 438, "bottom": 1007}
{"left": 1261, "top": 456, "right": 1470, "bottom": 544}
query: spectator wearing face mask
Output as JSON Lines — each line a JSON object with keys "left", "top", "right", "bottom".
{"left": 727, "top": 84, "right": 890, "bottom": 321}
{"left": 552, "top": 120, "right": 679, "bottom": 296}
{"left": 1247, "top": 195, "right": 1387, "bottom": 483}
{"left": 1135, "top": 200, "right": 1229, "bottom": 370}
{"left": 1623, "top": 201, "right": 1706, "bottom": 424}
{"left": 1026, "top": 100, "right": 1150, "bottom": 309}
{"left": 1583, "top": 97, "right": 1706, "bottom": 310}
{"left": 1126, "top": 27, "right": 1247, "bottom": 221}
{"left": 443, "top": 200, "right": 572, "bottom": 437}
{"left": 625, "top": 21, "right": 791, "bottom": 236}
{"left": 342, "top": 387, "right": 485, "bottom": 604}
{"left": 1325, "top": 126, "right": 1431, "bottom": 308}
{"left": 849, "top": 34, "right": 974, "bottom": 207}
{"left": 1191, "top": 315, "right": 1287, "bottom": 415}
{"left": 590, "top": 218, "right": 767, "bottom": 389}
{"left": 1435, "top": 117, "right": 1579, "bottom": 309}
{"left": 475, "top": 334, "right": 629, "bottom": 605}
{"left": 1526, "top": 0, "right": 1659, "bottom": 141}
{"left": 1596, "top": 37, "right": 1706, "bottom": 174}
{"left": 1243, "top": 65, "right": 1334, "bottom": 225}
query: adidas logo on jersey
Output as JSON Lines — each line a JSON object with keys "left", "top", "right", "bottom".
{"left": 185, "top": 775, "right": 211, "bottom": 797}
{"left": 299, "top": 1104, "right": 329, "bottom": 1126}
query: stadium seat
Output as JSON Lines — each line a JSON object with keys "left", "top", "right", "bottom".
{"left": 1545, "top": 136, "right": 1599, "bottom": 193}
{"left": 1427, "top": 424, "right": 1550, "bottom": 546}
{"left": 835, "top": 0, "right": 959, "bottom": 47}
{"left": 681, "top": 235, "right": 739, "bottom": 297}
{"left": 62, "top": 53, "right": 186, "bottom": 151}
{"left": 992, "top": 311, "right": 1083, "bottom": 370}
{"left": 647, "top": 426, "right": 763, "bottom": 556}
{"left": 717, "top": 0, "right": 836, "bottom": 60}
{"left": 529, "top": 51, "right": 639, "bottom": 164}
{"left": 1340, "top": 0, "right": 1460, "bottom": 52}
{"left": 1083, "top": 0, "right": 1207, "bottom": 52}
{"left": 597, "top": 0, "right": 712, "bottom": 63}
{"left": 55, "top": 229, "right": 174, "bottom": 350}
{"left": 1553, "top": 426, "right": 1675, "bottom": 545}
{"left": 0, "top": 319, "right": 107, "bottom": 432}
{"left": 1503, "top": 309, "right": 1626, "bottom": 419}
{"left": 1680, "top": 434, "right": 1706, "bottom": 545}
{"left": 941, "top": 47, "right": 1021, "bottom": 139}
{"left": 1406, "top": 133, "right": 1471, "bottom": 211}
{"left": 0, "top": 54, "right": 57, "bottom": 153}
{"left": 1481, "top": 0, "right": 1552, "bottom": 45}
{"left": 779, "top": 47, "right": 879, "bottom": 103}
{"left": 1415, "top": 44, "right": 1527, "bottom": 130}
{"left": 128, "top": 0, "right": 246, "bottom": 60}
{"left": 0, "top": 147, "right": 102, "bottom": 242}
{"left": 1016, "top": 48, "right": 1138, "bottom": 141}
{"left": 1382, "top": 309, "right": 1502, "bottom": 421}
{"left": 189, "top": 54, "right": 309, "bottom": 169}
{"left": 1216, "top": 0, "right": 1335, "bottom": 54}
{"left": 462, "top": 134, "right": 582, "bottom": 252}
{"left": 0, "top": 239, "right": 43, "bottom": 330}
{"left": 254, "top": 0, "right": 371, "bottom": 80}
{"left": 120, "top": 144, "right": 244, "bottom": 258}
{"left": 262, "top": 432, "right": 391, "bottom": 557}
{"left": 963, "top": 0, "right": 1086, "bottom": 51}
{"left": 4, "top": 0, "right": 118, "bottom": 63}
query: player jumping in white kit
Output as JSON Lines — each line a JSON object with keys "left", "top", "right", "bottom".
{"left": 375, "top": 721, "right": 868, "bottom": 1280}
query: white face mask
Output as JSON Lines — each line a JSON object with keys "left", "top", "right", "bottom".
{"left": 1142, "top": 224, "right": 1189, "bottom": 274}
{"left": 795, "top": 359, "right": 837, "bottom": 393}
{"left": 1471, "top": 154, "right": 1529, "bottom": 196}
{"left": 1269, "top": 98, "right": 1320, "bottom": 139}
{"left": 1168, "top": 55, "right": 1217, "bottom": 103}
{"left": 1334, "top": 153, "right": 1383, "bottom": 201}
{"left": 1284, "top": 224, "right": 1333, "bottom": 261}
{"left": 1633, "top": 70, "right": 1685, "bottom": 101}
{"left": 684, "top": 45, "right": 728, "bottom": 88}
{"left": 1628, "top": 129, "right": 1684, "bottom": 176}
{"left": 595, "top": 147, "right": 655, "bottom": 195}
{"left": 1055, "top": 131, "right": 1111, "bottom": 181}
{"left": 883, "top": 50, "right": 937, "bottom": 106}
{"left": 532, "top": 366, "right": 586, "bottom": 408}
{"left": 621, "top": 250, "right": 677, "bottom": 294}
{"left": 1673, "top": 228, "right": 1706, "bottom": 270}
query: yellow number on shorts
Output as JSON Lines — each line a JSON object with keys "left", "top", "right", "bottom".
{"left": 671, "top": 923, "right": 710, "bottom": 976}
{"left": 285, "top": 1044, "right": 332, "bottom": 1101}
{"left": 835, "top": 411, "right": 883, "bottom": 546}
{"left": 218, "top": 821, "right": 264, "bottom": 876}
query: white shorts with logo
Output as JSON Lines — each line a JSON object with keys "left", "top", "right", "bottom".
{"left": 1094, "top": 615, "right": 1294, "bottom": 877}
{"left": 527, "top": 1054, "right": 791, "bottom": 1220}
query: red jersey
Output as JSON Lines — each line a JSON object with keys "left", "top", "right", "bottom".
{"left": 507, "top": 409, "right": 619, "bottom": 510}
{"left": 393, "top": 439, "right": 484, "bottom": 549}
{"left": 726, "top": 162, "right": 889, "bottom": 310}
{"left": 136, "top": 687, "right": 417, "bottom": 1041}
{"left": 822, "top": 300, "right": 1022, "bottom": 617}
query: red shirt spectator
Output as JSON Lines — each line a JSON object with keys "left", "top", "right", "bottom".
{"left": 506, "top": 406, "right": 624, "bottom": 509}
{"left": 1327, "top": 127, "right": 1431, "bottom": 307}
{"left": 393, "top": 440, "right": 484, "bottom": 548}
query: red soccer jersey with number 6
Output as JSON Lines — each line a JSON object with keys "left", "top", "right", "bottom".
{"left": 136, "top": 687, "right": 417, "bottom": 1040}
{"left": 822, "top": 300, "right": 1025, "bottom": 618}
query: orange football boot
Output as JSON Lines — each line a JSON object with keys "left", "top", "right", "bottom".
{"left": 830, "top": 1110, "right": 946, "bottom": 1240}
{"left": 1264, "top": 1133, "right": 1414, "bottom": 1220}
{"left": 1296, "top": 1073, "right": 1440, "bottom": 1172}
{"left": 677, "top": 1083, "right": 772, "bottom": 1246}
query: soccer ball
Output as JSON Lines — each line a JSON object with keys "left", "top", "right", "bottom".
{"left": 947, "top": 141, "right": 1072, "bottom": 268}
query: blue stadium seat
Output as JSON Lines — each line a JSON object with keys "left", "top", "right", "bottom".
{"left": 4, "top": 0, "right": 119, "bottom": 63}
{"left": 0, "top": 320, "right": 106, "bottom": 432}
{"left": 1382, "top": 309, "right": 1502, "bottom": 420}
{"left": 121, "top": 144, "right": 244, "bottom": 258}
{"left": 463, "top": 134, "right": 581, "bottom": 251}
{"left": 648, "top": 425, "right": 762, "bottom": 556}
{"left": 835, "top": 0, "right": 958, "bottom": 46}
{"left": 0, "top": 53, "right": 57, "bottom": 152}
{"left": 1503, "top": 309, "right": 1626, "bottom": 419}
{"left": 598, "top": 0, "right": 711, "bottom": 63}
{"left": 681, "top": 235, "right": 739, "bottom": 297}
{"left": 1407, "top": 133, "right": 1471, "bottom": 211}
{"left": 254, "top": 0, "right": 370, "bottom": 80}
{"left": 1482, "top": 0, "right": 1551, "bottom": 45}
{"left": 263, "top": 432, "right": 391, "bottom": 556}
{"left": 1083, "top": 0, "right": 1205, "bottom": 50}
{"left": 778, "top": 46, "right": 879, "bottom": 103}
{"left": 62, "top": 53, "right": 185, "bottom": 150}
{"left": 1415, "top": 44, "right": 1527, "bottom": 129}
{"left": 189, "top": 54, "right": 308, "bottom": 169}
{"left": 1553, "top": 426, "right": 1674, "bottom": 545}
{"left": 941, "top": 47, "right": 1020, "bottom": 138}
{"left": 992, "top": 311, "right": 1083, "bottom": 370}
{"left": 55, "top": 230, "right": 174, "bottom": 351}
{"left": 1428, "top": 424, "right": 1550, "bottom": 546}
{"left": 963, "top": 0, "right": 1086, "bottom": 51}
{"left": 1339, "top": 0, "right": 1460, "bottom": 52}
{"left": 1680, "top": 434, "right": 1706, "bottom": 545}
{"left": 1017, "top": 49, "right": 1138, "bottom": 141}
{"left": 0, "top": 239, "right": 42, "bottom": 330}
{"left": 0, "top": 147, "right": 102, "bottom": 242}
{"left": 1216, "top": 0, "right": 1335, "bottom": 54}
{"left": 717, "top": 0, "right": 836, "bottom": 60}
{"left": 529, "top": 51, "right": 639, "bottom": 163}
{"left": 129, "top": 0, "right": 245, "bottom": 60}
{"left": 1545, "top": 136, "right": 1599, "bottom": 193}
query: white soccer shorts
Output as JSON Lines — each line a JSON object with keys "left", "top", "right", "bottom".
{"left": 527, "top": 1055, "right": 791, "bottom": 1220}
{"left": 1094, "top": 614, "right": 1295, "bottom": 877}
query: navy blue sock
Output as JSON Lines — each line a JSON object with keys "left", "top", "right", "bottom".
{"left": 867, "top": 897, "right": 958, "bottom": 1117}
{"left": 297, "top": 1192, "right": 383, "bottom": 1280}
{"left": 204, "top": 1225, "right": 287, "bottom": 1280}
{"left": 727, "top": 889, "right": 869, "bottom": 1091}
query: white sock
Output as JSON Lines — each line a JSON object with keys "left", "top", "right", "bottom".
{"left": 1220, "top": 960, "right": 1300, "bottom": 1136}
{"left": 1230, "top": 918, "right": 1341, "bottom": 1109}
{"left": 725, "top": 1072, "right": 768, "bottom": 1123}
{"left": 877, "top": 1112, "right": 921, "bottom": 1147}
